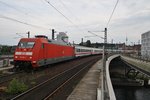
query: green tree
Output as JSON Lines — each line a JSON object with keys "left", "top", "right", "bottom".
{"left": 6, "top": 78, "right": 28, "bottom": 94}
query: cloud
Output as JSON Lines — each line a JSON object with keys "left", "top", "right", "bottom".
{"left": 0, "top": 0, "right": 150, "bottom": 45}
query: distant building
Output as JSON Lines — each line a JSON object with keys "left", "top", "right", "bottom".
{"left": 141, "top": 31, "right": 150, "bottom": 58}
{"left": 79, "top": 41, "right": 141, "bottom": 55}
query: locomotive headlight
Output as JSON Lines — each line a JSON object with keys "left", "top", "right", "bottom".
{"left": 15, "top": 56, "right": 18, "bottom": 58}
{"left": 32, "top": 61, "right": 36, "bottom": 63}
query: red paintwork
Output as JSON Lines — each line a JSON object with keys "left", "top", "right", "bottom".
{"left": 43, "top": 43, "right": 74, "bottom": 59}
{"left": 14, "top": 37, "right": 75, "bottom": 68}
{"left": 14, "top": 36, "right": 102, "bottom": 69}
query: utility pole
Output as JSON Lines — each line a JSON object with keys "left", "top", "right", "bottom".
{"left": 27, "top": 31, "right": 30, "bottom": 38}
{"left": 125, "top": 35, "right": 128, "bottom": 55}
{"left": 104, "top": 28, "right": 107, "bottom": 44}
{"left": 87, "top": 28, "right": 107, "bottom": 100}
{"left": 103, "top": 28, "right": 107, "bottom": 65}
{"left": 52, "top": 29, "right": 55, "bottom": 40}
{"left": 111, "top": 39, "right": 113, "bottom": 53}
{"left": 104, "top": 28, "right": 107, "bottom": 58}
{"left": 102, "top": 27, "right": 107, "bottom": 100}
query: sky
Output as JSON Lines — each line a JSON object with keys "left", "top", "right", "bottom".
{"left": 0, "top": 0, "right": 150, "bottom": 45}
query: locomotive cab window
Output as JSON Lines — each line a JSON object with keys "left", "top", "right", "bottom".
{"left": 18, "top": 41, "right": 35, "bottom": 48}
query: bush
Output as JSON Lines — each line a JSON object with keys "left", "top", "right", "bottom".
{"left": 6, "top": 78, "right": 28, "bottom": 94}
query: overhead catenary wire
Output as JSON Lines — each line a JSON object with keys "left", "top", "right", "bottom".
{"left": 0, "top": 1, "right": 28, "bottom": 15}
{"left": 59, "top": 0, "right": 81, "bottom": 23}
{"left": 0, "top": 14, "right": 50, "bottom": 30}
{"left": 87, "top": 0, "right": 119, "bottom": 39}
{"left": 88, "top": 31, "right": 104, "bottom": 39}
{"left": 0, "top": 0, "right": 60, "bottom": 34}
{"left": 44, "top": 0, "right": 75, "bottom": 25}
{"left": 44, "top": 0, "right": 85, "bottom": 33}
{"left": 106, "top": 0, "right": 119, "bottom": 28}
{"left": 59, "top": 0, "right": 96, "bottom": 36}
{"left": 0, "top": 0, "right": 53, "bottom": 28}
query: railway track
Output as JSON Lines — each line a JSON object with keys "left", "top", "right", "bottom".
{"left": 0, "top": 71, "right": 23, "bottom": 85}
{"left": 10, "top": 57, "right": 100, "bottom": 100}
{"left": 0, "top": 57, "right": 89, "bottom": 85}
{"left": 44, "top": 58, "right": 98, "bottom": 100}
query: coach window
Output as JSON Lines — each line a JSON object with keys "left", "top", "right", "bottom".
{"left": 78, "top": 49, "right": 80, "bottom": 52}
{"left": 76, "top": 49, "right": 80, "bottom": 52}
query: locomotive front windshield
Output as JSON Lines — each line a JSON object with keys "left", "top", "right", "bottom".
{"left": 18, "top": 41, "right": 35, "bottom": 48}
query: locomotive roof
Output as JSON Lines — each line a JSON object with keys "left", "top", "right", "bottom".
{"left": 20, "top": 37, "right": 72, "bottom": 47}
{"left": 34, "top": 35, "right": 72, "bottom": 46}
{"left": 48, "top": 39, "right": 72, "bottom": 46}
{"left": 19, "top": 33, "right": 74, "bottom": 47}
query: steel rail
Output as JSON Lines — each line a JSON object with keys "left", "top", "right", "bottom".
{"left": 0, "top": 71, "right": 23, "bottom": 85}
{"left": 11, "top": 58, "right": 98, "bottom": 100}
{"left": 44, "top": 60, "right": 96, "bottom": 100}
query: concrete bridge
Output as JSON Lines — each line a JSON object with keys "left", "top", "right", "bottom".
{"left": 1, "top": 54, "right": 150, "bottom": 100}
{"left": 101, "top": 55, "right": 150, "bottom": 100}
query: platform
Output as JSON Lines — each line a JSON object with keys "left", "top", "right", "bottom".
{"left": 67, "top": 60, "right": 102, "bottom": 100}
{"left": 0, "top": 66, "right": 14, "bottom": 71}
{"left": 0, "top": 59, "right": 13, "bottom": 71}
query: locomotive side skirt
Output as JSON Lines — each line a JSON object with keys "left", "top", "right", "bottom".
{"left": 37, "top": 56, "right": 75, "bottom": 66}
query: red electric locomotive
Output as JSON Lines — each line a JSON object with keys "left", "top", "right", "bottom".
{"left": 14, "top": 34, "right": 75, "bottom": 70}
{"left": 14, "top": 32, "right": 102, "bottom": 70}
